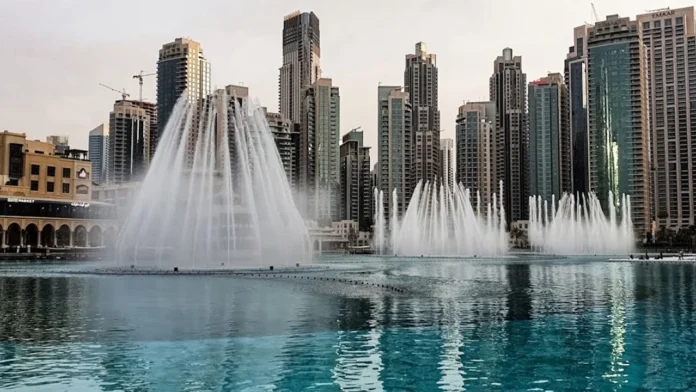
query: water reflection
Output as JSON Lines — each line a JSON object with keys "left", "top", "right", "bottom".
{"left": 0, "top": 260, "right": 695, "bottom": 390}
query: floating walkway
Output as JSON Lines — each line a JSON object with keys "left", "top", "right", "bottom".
{"left": 609, "top": 256, "right": 696, "bottom": 264}
{"left": 64, "top": 266, "right": 409, "bottom": 294}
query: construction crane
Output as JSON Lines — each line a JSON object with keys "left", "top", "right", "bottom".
{"left": 591, "top": 3, "right": 599, "bottom": 23}
{"left": 132, "top": 71, "right": 156, "bottom": 102}
{"left": 99, "top": 83, "right": 130, "bottom": 101}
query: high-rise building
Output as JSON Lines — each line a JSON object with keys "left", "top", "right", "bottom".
{"left": 300, "top": 78, "right": 340, "bottom": 223}
{"left": 588, "top": 14, "right": 652, "bottom": 237}
{"left": 565, "top": 24, "right": 592, "bottom": 195}
{"left": 490, "top": 47, "right": 528, "bottom": 225}
{"left": 124, "top": 101, "right": 157, "bottom": 167}
{"left": 46, "top": 135, "right": 69, "bottom": 155}
{"left": 439, "top": 138, "right": 454, "bottom": 190}
{"left": 279, "top": 11, "right": 321, "bottom": 124}
{"left": 404, "top": 42, "right": 440, "bottom": 188}
{"left": 130, "top": 101, "right": 157, "bottom": 165}
{"left": 88, "top": 124, "right": 109, "bottom": 185}
{"left": 157, "top": 38, "right": 211, "bottom": 144}
{"left": 203, "top": 85, "right": 248, "bottom": 177}
{"left": 455, "top": 101, "right": 496, "bottom": 208}
{"left": 378, "top": 86, "right": 412, "bottom": 219}
{"left": 265, "top": 108, "right": 300, "bottom": 189}
{"left": 108, "top": 100, "right": 150, "bottom": 184}
{"left": 528, "top": 73, "right": 571, "bottom": 202}
{"left": 638, "top": 7, "right": 696, "bottom": 230}
{"left": 340, "top": 129, "right": 372, "bottom": 231}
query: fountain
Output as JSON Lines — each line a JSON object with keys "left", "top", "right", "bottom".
{"left": 374, "top": 181, "right": 508, "bottom": 257}
{"left": 372, "top": 189, "right": 386, "bottom": 254}
{"left": 115, "top": 93, "right": 311, "bottom": 269}
{"left": 528, "top": 192, "right": 634, "bottom": 255}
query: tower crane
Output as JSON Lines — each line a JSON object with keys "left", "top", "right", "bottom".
{"left": 99, "top": 83, "right": 130, "bottom": 101}
{"left": 591, "top": 3, "right": 599, "bottom": 23}
{"left": 132, "top": 71, "right": 156, "bottom": 102}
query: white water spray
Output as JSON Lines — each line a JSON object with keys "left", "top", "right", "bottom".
{"left": 528, "top": 192, "right": 634, "bottom": 255}
{"left": 116, "top": 93, "right": 311, "bottom": 268}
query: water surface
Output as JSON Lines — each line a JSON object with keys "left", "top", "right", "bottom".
{"left": 1, "top": 256, "right": 695, "bottom": 391}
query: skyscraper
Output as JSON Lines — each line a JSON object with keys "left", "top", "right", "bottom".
{"left": 528, "top": 73, "right": 571, "bottom": 202}
{"left": 565, "top": 25, "right": 592, "bottom": 195}
{"left": 439, "top": 138, "right": 454, "bottom": 191}
{"left": 129, "top": 101, "right": 157, "bottom": 167}
{"left": 490, "top": 48, "right": 528, "bottom": 224}
{"left": 340, "top": 129, "right": 372, "bottom": 231}
{"left": 588, "top": 14, "right": 652, "bottom": 237}
{"left": 157, "top": 38, "right": 211, "bottom": 143}
{"left": 638, "top": 7, "right": 696, "bottom": 230}
{"left": 300, "top": 78, "right": 340, "bottom": 223}
{"left": 265, "top": 108, "right": 300, "bottom": 189}
{"left": 279, "top": 11, "right": 321, "bottom": 124}
{"left": 108, "top": 100, "right": 150, "bottom": 184}
{"left": 88, "top": 124, "right": 109, "bottom": 185}
{"left": 404, "top": 42, "right": 440, "bottom": 188}
{"left": 455, "top": 101, "right": 496, "bottom": 208}
{"left": 378, "top": 86, "right": 412, "bottom": 219}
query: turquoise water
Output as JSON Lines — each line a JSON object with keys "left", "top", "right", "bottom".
{"left": 1, "top": 256, "right": 696, "bottom": 391}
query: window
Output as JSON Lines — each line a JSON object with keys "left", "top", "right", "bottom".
{"left": 62, "top": 183, "right": 70, "bottom": 194}
{"left": 676, "top": 16, "right": 684, "bottom": 25}
{"left": 643, "top": 21, "right": 650, "bottom": 30}
{"left": 31, "top": 164, "right": 40, "bottom": 175}
{"left": 47, "top": 182, "right": 54, "bottom": 193}
{"left": 62, "top": 168, "right": 71, "bottom": 178}
{"left": 47, "top": 166, "right": 56, "bottom": 177}
{"left": 30, "top": 180, "right": 39, "bottom": 191}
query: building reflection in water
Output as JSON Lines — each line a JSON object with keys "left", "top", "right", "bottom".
{"left": 2, "top": 261, "right": 696, "bottom": 389}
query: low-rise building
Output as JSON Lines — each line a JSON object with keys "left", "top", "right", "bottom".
{"left": 0, "top": 131, "right": 116, "bottom": 249}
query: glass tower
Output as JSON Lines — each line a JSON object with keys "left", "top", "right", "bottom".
{"left": 588, "top": 15, "right": 652, "bottom": 237}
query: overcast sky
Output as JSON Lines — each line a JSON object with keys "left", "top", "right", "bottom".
{"left": 0, "top": 0, "right": 689, "bottom": 162}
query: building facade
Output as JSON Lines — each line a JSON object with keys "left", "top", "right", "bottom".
{"left": 455, "top": 101, "right": 496, "bottom": 208}
{"left": 108, "top": 100, "right": 150, "bottom": 184}
{"left": 528, "top": 73, "right": 571, "bottom": 202}
{"left": 279, "top": 11, "right": 321, "bottom": 124}
{"left": 339, "top": 129, "right": 372, "bottom": 231}
{"left": 300, "top": 78, "right": 340, "bottom": 223}
{"left": 131, "top": 101, "right": 157, "bottom": 165}
{"left": 157, "top": 38, "right": 211, "bottom": 144}
{"left": 265, "top": 109, "right": 300, "bottom": 189}
{"left": 588, "top": 14, "right": 652, "bottom": 237}
{"left": 404, "top": 42, "right": 440, "bottom": 188}
{"left": 565, "top": 25, "right": 592, "bottom": 195}
{"left": 638, "top": 7, "right": 696, "bottom": 230}
{"left": 378, "top": 86, "right": 413, "bottom": 219}
{"left": 88, "top": 124, "right": 109, "bottom": 185}
{"left": 0, "top": 131, "right": 116, "bottom": 249}
{"left": 490, "top": 47, "right": 529, "bottom": 225}
{"left": 439, "top": 138, "right": 454, "bottom": 190}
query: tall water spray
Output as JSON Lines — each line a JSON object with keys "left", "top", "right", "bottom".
{"left": 374, "top": 181, "right": 508, "bottom": 257}
{"left": 116, "top": 94, "right": 311, "bottom": 268}
{"left": 372, "top": 188, "right": 386, "bottom": 254}
{"left": 528, "top": 192, "right": 634, "bottom": 255}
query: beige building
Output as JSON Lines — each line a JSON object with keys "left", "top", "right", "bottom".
{"left": 0, "top": 131, "right": 116, "bottom": 249}
{"left": 637, "top": 7, "right": 696, "bottom": 230}
{"left": 456, "top": 101, "right": 496, "bottom": 209}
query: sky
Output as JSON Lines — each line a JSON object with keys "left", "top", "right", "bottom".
{"left": 0, "top": 0, "right": 690, "bottom": 163}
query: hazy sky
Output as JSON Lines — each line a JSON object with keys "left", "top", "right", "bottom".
{"left": 0, "top": 0, "right": 689, "bottom": 162}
